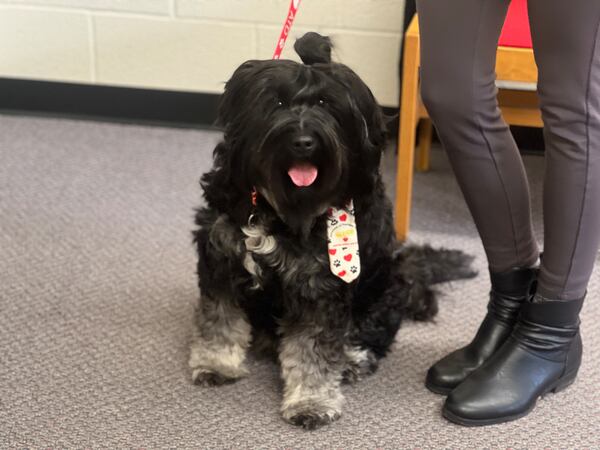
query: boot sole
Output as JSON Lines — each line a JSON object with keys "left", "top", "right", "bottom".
{"left": 441, "top": 369, "right": 578, "bottom": 427}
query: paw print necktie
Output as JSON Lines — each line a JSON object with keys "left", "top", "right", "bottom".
{"left": 326, "top": 200, "right": 361, "bottom": 283}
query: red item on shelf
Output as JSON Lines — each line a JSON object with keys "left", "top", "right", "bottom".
{"left": 498, "top": 0, "right": 532, "bottom": 48}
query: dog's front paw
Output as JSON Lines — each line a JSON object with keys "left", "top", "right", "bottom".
{"left": 189, "top": 338, "right": 249, "bottom": 387}
{"left": 191, "top": 368, "right": 243, "bottom": 387}
{"left": 282, "top": 401, "right": 342, "bottom": 430}
{"left": 287, "top": 410, "right": 341, "bottom": 430}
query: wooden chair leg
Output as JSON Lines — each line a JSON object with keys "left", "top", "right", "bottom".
{"left": 394, "top": 32, "right": 420, "bottom": 242}
{"left": 416, "top": 119, "right": 432, "bottom": 172}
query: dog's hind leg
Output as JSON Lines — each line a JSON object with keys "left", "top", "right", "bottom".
{"left": 278, "top": 312, "right": 347, "bottom": 429}
{"left": 189, "top": 293, "right": 251, "bottom": 386}
{"left": 341, "top": 345, "right": 378, "bottom": 384}
{"left": 350, "top": 261, "right": 414, "bottom": 359}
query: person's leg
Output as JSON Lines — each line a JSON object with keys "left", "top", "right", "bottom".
{"left": 529, "top": 0, "right": 600, "bottom": 301}
{"left": 443, "top": 0, "right": 600, "bottom": 425}
{"left": 417, "top": 0, "right": 539, "bottom": 395}
{"left": 417, "top": 0, "right": 539, "bottom": 271}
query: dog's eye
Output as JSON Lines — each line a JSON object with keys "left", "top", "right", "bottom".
{"left": 275, "top": 99, "right": 284, "bottom": 108}
{"left": 318, "top": 99, "right": 326, "bottom": 106}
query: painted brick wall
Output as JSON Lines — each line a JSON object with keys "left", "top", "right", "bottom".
{"left": 0, "top": 0, "right": 405, "bottom": 106}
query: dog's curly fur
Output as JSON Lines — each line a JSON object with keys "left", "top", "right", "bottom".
{"left": 189, "top": 32, "right": 476, "bottom": 429}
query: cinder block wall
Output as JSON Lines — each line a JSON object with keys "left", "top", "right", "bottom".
{"left": 0, "top": 0, "right": 405, "bottom": 106}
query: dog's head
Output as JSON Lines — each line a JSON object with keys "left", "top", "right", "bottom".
{"left": 213, "top": 32, "right": 387, "bottom": 234}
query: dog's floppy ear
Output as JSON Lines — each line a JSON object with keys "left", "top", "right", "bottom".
{"left": 331, "top": 64, "right": 387, "bottom": 190}
{"left": 216, "top": 60, "right": 260, "bottom": 128}
{"left": 351, "top": 87, "right": 387, "bottom": 179}
{"left": 294, "top": 32, "right": 332, "bottom": 65}
{"left": 343, "top": 71, "right": 387, "bottom": 153}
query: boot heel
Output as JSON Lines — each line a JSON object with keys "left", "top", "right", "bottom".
{"left": 550, "top": 369, "right": 578, "bottom": 394}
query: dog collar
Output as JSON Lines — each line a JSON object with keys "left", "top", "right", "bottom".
{"left": 327, "top": 200, "right": 360, "bottom": 283}
{"left": 251, "top": 187, "right": 258, "bottom": 206}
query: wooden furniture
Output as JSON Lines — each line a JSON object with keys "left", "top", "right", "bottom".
{"left": 394, "top": 14, "right": 542, "bottom": 241}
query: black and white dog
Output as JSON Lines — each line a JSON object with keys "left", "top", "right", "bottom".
{"left": 189, "top": 33, "right": 475, "bottom": 429}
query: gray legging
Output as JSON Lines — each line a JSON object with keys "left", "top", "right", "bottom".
{"left": 416, "top": 0, "right": 600, "bottom": 300}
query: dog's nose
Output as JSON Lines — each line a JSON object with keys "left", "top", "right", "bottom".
{"left": 292, "top": 135, "right": 315, "bottom": 153}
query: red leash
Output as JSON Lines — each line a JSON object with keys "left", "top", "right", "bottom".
{"left": 272, "top": 0, "right": 302, "bottom": 59}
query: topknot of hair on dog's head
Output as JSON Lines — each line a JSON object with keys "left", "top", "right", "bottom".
{"left": 294, "top": 32, "right": 332, "bottom": 65}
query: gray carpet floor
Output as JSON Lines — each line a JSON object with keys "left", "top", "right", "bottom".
{"left": 0, "top": 114, "right": 598, "bottom": 448}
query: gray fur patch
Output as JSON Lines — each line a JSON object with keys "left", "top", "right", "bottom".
{"left": 342, "top": 346, "right": 377, "bottom": 384}
{"left": 189, "top": 294, "right": 252, "bottom": 385}
{"left": 241, "top": 224, "right": 277, "bottom": 286}
{"left": 208, "top": 214, "right": 245, "bottom": 259}
{"left": 278, "top": 326, "right": 345, "bottom": 429}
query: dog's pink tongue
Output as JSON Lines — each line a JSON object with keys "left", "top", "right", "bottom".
{"left": 288, "top": 164, "right": 318, "bottom": 187}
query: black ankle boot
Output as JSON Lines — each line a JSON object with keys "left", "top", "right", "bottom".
{"left": 442, "top": 295, "right": 584, "bottom": 426}
{"left": 425, "top": 267, "right": 538, "bottom": 395}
